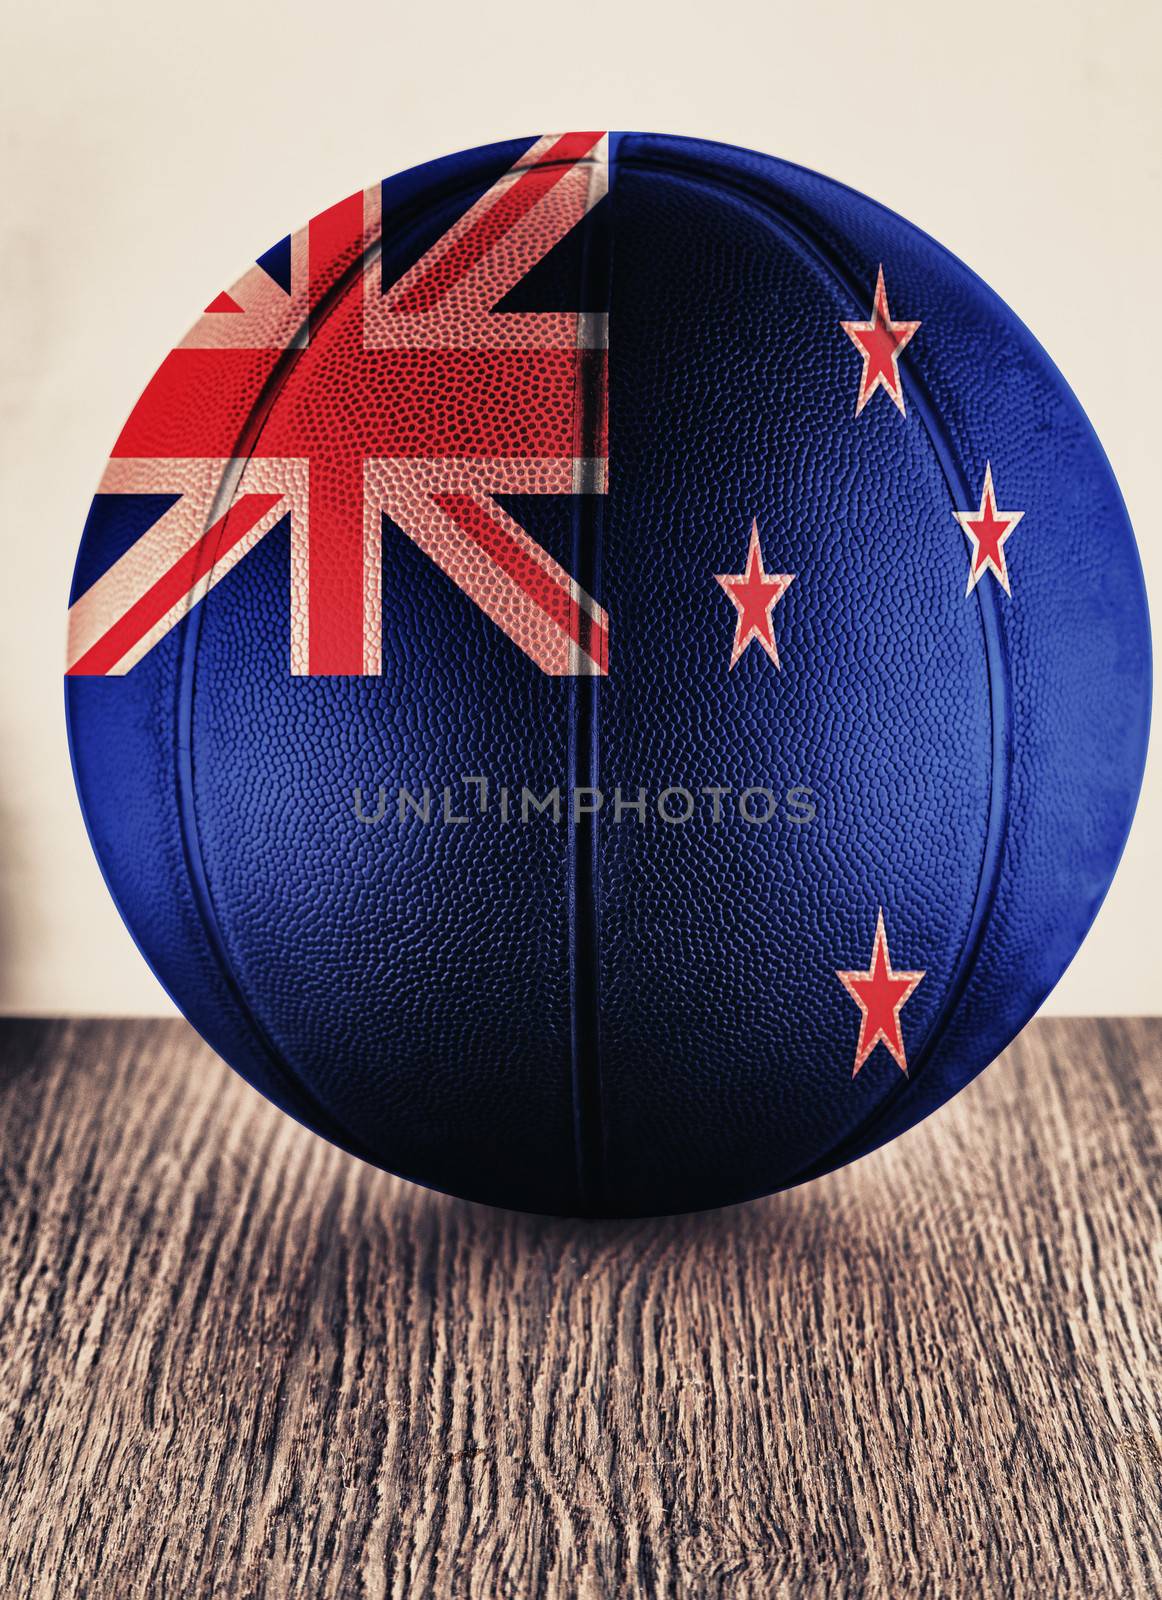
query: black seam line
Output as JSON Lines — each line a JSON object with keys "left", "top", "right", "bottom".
{"left": 173, "top": 232, "right": 386, "bottom": 1162}
{"left": 618, "top": 150, "right": 1012, "bottom": 1187}
{"left": 567, "top": 138, "right": 615, "bottom": 1213}
{"left": 170, "top": 152, "right": 571, "bottom": 1165}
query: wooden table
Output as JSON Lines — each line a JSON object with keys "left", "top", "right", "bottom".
{"left": 0, "top": 1018, "right": 1158, "bottom": 1598}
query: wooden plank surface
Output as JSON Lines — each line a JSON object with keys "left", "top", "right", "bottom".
{"left": 0, "top": 1017, "right": 1158, "bottom": 1598}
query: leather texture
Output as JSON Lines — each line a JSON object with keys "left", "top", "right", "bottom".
{"left": 66, "top": 133, "right": 1152, "bottom": 1215}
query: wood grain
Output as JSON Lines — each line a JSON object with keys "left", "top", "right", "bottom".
{"left": 0, "top": 1017, "right": 1158, "bottom": 1598}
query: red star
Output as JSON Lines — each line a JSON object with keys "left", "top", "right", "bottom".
{"left": 953, "top": 463, "right": 1025, "bottom": 596}
{"left": 836, "top": 909, "right": 925, "bottom": 1076}
{"left": 715, "top": 520, "right": 794, "bottom": 668}
{"left": 840, "top": 265, "right": 920, "bottom": 416}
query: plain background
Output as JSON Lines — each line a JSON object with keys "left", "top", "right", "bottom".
{"left": 0, "top": 0, "right": 1158, "bottom": 1015}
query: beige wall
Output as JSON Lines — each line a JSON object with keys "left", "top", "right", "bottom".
{"left": 1, "top": 0, "right": 1158, "bottom": 1014}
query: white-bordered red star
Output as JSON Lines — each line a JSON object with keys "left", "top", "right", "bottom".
{"left": 841, "top": 265, "right": 920, "bottom": 416}
{"left": 715, "top": 520, "right": 794, "bottom": 668}
{"left": 836, "top": 909, "right": 925, "bottom": 1076}
{"left": 954, "top": 462, "right": 1025, "bottom": 597}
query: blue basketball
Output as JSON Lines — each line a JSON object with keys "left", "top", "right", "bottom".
{"left": 66, "top": 133, "right": 1150, "bottom": 1214}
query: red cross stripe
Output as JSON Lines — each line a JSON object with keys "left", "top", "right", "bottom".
{"left": 66, "top": 132, "right": 610, "bottom": 678}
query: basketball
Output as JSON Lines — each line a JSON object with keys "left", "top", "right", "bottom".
{"left": 66, "top": 132, "right": 1151, "bottom": 1215}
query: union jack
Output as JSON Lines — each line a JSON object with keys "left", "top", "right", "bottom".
{"left": 66, "top": 132, "right": 610, "bottom": 678}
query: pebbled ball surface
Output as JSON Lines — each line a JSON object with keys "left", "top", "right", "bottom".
{"left": 66, "top": 133, "right": 1151, "bottom": 1215}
